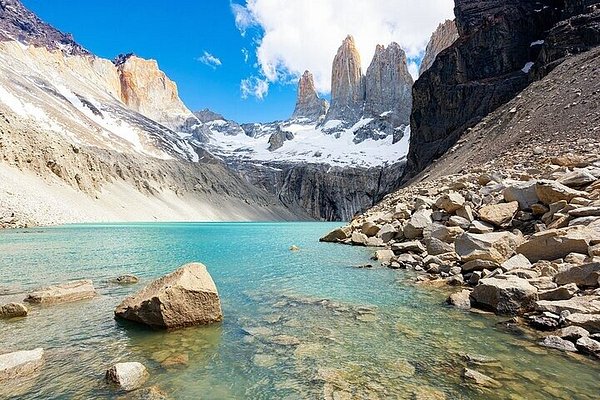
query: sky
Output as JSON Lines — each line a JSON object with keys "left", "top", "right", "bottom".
{"left": 22, "top": 0, "right": 455, "bottom": 123}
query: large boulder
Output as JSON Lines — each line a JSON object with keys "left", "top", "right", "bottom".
{"left": 478, "top": 202, "right": 519, "bottom": 227}
{"left": 554, "top": 263, "right": 600, "bottom": 287}
{"left": 535, "top": 180, "right": 588, "bottom": 205}
{"left": 517, "top": 226, "right": 600, "bottom": 263}
{"left": 403, "top": 209, "right": 433, "bottom": 239}
{"left": 470, "top": 276, "right": 538, "bottom": 315}
{"left": 0, "top": 303, "right": 28, "bottom": 319}
{"left": 105, "top": 362, "right": 148, "bottom": 391}
{"left": 435, "top": 192, "right": 465, "bottom": 213}
{"left": 0, "top": 348, "right": 44, "bottom": 382}
{"left": 114, "top": 263, "right": 222, "bottom": 330}
{"left": 24, "top": 280, "right": 96, "bottom": 305}
{"left": 503, "top": 181, "right": 539, "bottom": 210}
{"left": 455, "top": 232, "right": 522, "bottom": 264}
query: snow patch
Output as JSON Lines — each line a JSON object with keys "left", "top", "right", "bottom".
{"left": 521, "top": 62, "right": 534, "bottom": 73}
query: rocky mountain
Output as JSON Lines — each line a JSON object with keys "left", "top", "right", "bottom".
{"left": 405, "top": 0, "right": 600, "bottom": 180}
{"left": 291, "top": 71, "right": 328, "bottom": 121}
{"left": 0, "top": 0, "right": 88, "bottom": 56}
{"left": 184, "top": 35, "right": 417, "bottom": 220}
{"left": 0, "top": 1, "right": 305, "bottom": 226}
{"left": 114, "top": 53, "right": 194, "bottom": 130}
{"left": 418, "top": 19, "right": 458, "bottom": 76}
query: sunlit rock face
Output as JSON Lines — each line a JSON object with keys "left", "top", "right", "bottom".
{"left": 419, "top": 20, "right": 459, "bottom": 76}
{"left": 364, "top": 42, "right": 414, "bottom": 126}
{"left": 114, "top": 53, "right": 194, "bottom": 130}
{"left": 291, "top": 70, "right": 328, "bottom": 121}
{"left": 326, "top": 35, "right": 365, "bottom": 123}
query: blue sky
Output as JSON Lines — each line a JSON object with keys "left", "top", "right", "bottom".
{"left": 21, "top": 1, "right": 455, "bottom": 123}
{"left": 22, "top": 0, "right": 296, "bottom": 123}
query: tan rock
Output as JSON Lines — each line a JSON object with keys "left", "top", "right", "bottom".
{"left": 455, "top": 231, "right": 522, "bottom": 264}
{"left": 535, "top": 180, "right": 588, "bottom": 205}
{"left": 374, "top": 249, "right": 395, "bottom": 263}
{"left": 463, "top": 368, "right": 502, "bottom": 388}
{"left": 114, "top": 263, "right": 222, "bottom": 330}
{"left": 479, "top": 202, "right": 518, "bottom": 227}
{"left": 0, "top": 303, "right": 27, "bottom": 319}
{"left": 503, "top": 180, "right": 539, "bottom": 210}
{"left": 0, "top": 348, "right": 44, "bottom": 382}
{"left": 565, "top": 313, "right": 600, "bottom": 332}
{"left": 470, "top": 276, "right": 538, "bottom": 315}
{"left": 517, "top": 226, "right": 600, "bottom": 263}
{"left": 554, "top": 262, "right": 600, "bottom": 287}
{"left": 320, "top": 227, "right": 350, "bottom": 242}
{"left": 435, "top": 192, "right": 465, "bottom": 213}
{"left": 536, "top": 295, "right": 600, "bottom": 314}
{"left": 501, "top": 254, "right": 532, "bottom": 271}
{"left": 447, "top": 290, "right": 471, "bottom": 310}
{"left": 538, "top": 283, "right": 579, "bottom": 301}
{"left": 24, "top": 280, "right": 96, "bottom": 305}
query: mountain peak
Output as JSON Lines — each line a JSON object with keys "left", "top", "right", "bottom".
{"left": 0, "top": 0, "right": 89, "bottom": 56}
{"left": 291, "top": 70, "right": 328, "bottom": 121}
{"left": 327, "top": 34, "right": 364, "bottom": 121}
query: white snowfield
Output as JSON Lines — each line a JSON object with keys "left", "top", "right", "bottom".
{"left": 202, "top": 119, "right": 411, "bottom": 168}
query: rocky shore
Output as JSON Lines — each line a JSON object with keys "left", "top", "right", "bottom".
{"left": 322, "top": 150, "right": 600, "bottom": 360}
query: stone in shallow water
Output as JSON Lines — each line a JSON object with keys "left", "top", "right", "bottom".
{"left": 253, "top": 354, "right": 277, "bottom": 367}
{"left": 0, "top": 302, "right": 28, "bottom": 319}
{"left": 470, "top": 276, "right": 538, "bottom": 315}
{"left": 105, "top": 362, "right": 148, "bottom": 391}
{"left": 24, "top": 280, "right": 96, "bottom": 304}
{"left": 112, "top": 275, "right": 139, "bottom": 284}
{"left": 270, "top": 335, "right": 300, "bottom": 346}
{"left": 117, "top": 385, "right": 168, "bottom": 400}
{"left": 114, "top": 263, "right": 222, "bottom": 330}
{"left": 160, "top": 353, "right": 189, "bottom": 368}
{"left": 539, "top": 336, "right": 577, "bottom": 352}
{"left": 0, "top": 348, "right": 44, "bottom": 382}
{"left": 463, "top": 368, "right": 502, "bottom": 388}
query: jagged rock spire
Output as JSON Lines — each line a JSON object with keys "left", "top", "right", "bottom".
{"left": 326, "top": 35, "right": 365, "bottom": 121}
{"left": 364, "top": 42, "right": 414, "bottom": 125}
{"left": 291, "top": 70, "right": 328, "bottom": 121}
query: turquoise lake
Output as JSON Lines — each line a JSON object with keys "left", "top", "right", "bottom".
{"left": 0, "top": 222, "right": 599, "bottom": 399}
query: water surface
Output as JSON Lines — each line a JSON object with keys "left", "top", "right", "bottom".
{"left": 0, "top": 223, "right": 598, "bottom": 399}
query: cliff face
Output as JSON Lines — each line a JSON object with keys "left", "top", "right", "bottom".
{"left": 419, "top": 20, "right": 458, "bottom": 76}
{"left": 405, "top": 0, "right": 600, "bottom": 179}
{"left": 326, "top": 35, "right": 365, "bottom": 122}
{"left": 291, "top": 71, "right": 328, "bottom": 121}
{"left": 114, "top": 54, "right": 194, "bottom": 130}
{"left": 364, "top": 42, "right": 414, "bottom": 126}
{"left": 0, "top": 0, "right": 88, "bottom": 56}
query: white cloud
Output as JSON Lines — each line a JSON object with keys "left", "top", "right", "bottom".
{"left": 232, "top": 0, "right": 455, "bottom": 94}
{"left": 241, "top": 47, "right": 250, "bottom": 63}
{"left": 231, "top": 3, "right": 256, "bottom": 37}
{"left": 197, "top": 51, "right": 222, "bottom": 69}
{"left": 240, "top": 76, "right": 269, "bottom": 100}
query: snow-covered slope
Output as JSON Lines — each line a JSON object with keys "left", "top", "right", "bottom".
{"left": 190, "top": 116, "right": 410, "bottom": 168}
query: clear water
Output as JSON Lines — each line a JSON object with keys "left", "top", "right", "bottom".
{"left": 0, "top": 222, "right": 598, "bottom": 399}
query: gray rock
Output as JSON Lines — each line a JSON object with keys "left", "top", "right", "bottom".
{"left": 468, "top": 220, "right": 495, "bottom": 234}
{"left": 535, "top": 296, "right": 600, "bottom": 315}
{"left": 569, "top": 207, "right": 600, "bottom": 218}
{"left": 105, "top": 362, "right": 148, "bottom": 391}
{"left": 501, "top": 254, "right": 532, "bottom": 272}
{"left": 426, "top": 237, "right": 455, "bottom": 256}
{"left": 448, "top": 216, "right": 471, "bottom": 229}
{"left": 351, "top": 231, "right": 369, "bottom": 245}
{"left": 291, "top": 71, "right": 328, "bottom": 120}
{"left": 553, "top": 326, "right": 589, "bottom": 341}
{"left": 392, "top": 240, "right": 426, "bottom": 254}
{"left": 0, "top": 348, "right": 44, "bottom": 382}
{"left": 539, "top": 336, "right": 577, "bottom": 352}
{"left": 404, "top": 209, "right": 433, "bottom": 239}
{"left": 535, "top": 180, "right": 588, "bottom": 205}
{"left": 557, "top": 169, "right": 597, "bottom": 188}
{"left": 462, "top": 259, "right": 500, "bottom": 272}
{"left": 374, "top": 250, "right": 395, "bottom": 263}
{"left": 503, "top": 180, "right": 539, "bottom": 210}
{"left": 470, "top": 276, "right": 538, "bottom": 315}
{"left": 114, "top": 263, "right": 222, "bottom": 330}
{"left": 576, "top": 336, "right": 600, "bottom": 357}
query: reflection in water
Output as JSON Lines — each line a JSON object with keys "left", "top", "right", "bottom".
{"left": 0, "top": 223, "right": 598, "bottom": 399}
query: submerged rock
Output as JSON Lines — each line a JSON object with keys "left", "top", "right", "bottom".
{"left": 114, "top": 263, "right": 222, "bottom": 330}
{"left": 0, "top": 348, "right": 44, "bottom": 382}
{"left": 0, "top": 303, "right": 28, "bottom": 319}
{"left": 539, "top": 336, "right": 577, "bottom": 352}
{"left": 112, "top": 275, "right": 139, "bottom": 285}
{"left": 24, "top": 280, "right": 96, "bottom": 304}
{"left": 105, "top": 362, "right": 148, "bottom": 391}
{"left": 462, "top": 368, "right": 502, "bottom": 388}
